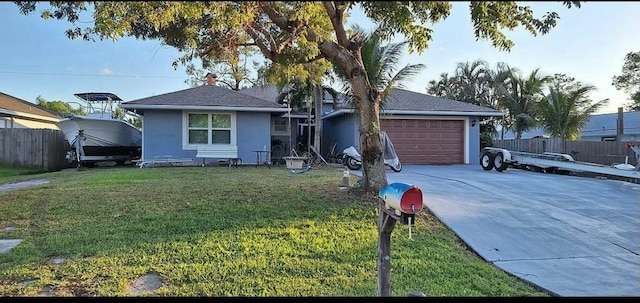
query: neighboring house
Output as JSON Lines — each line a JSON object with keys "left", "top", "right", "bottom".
{"left": 119, "top": 83, "right": 289, "bottom": 164}
{"left": 580, "top": 110, "right": 639, "bottom": 142}
{"left": 0, "top": 92, "right": 61, "bottom": 129}
{"left": 498, "top": 110, "right": 640, "bottom": 142}
{"left": 322, "top": 88, "right": 504, "bottom": 165}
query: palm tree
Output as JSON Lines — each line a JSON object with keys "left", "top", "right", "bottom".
{"left": 452, "top": 59, "right": 493, "bottom": 107}
{"left": 426, "top": 72, "right": 459, "bottom": 99}
{"left": 496, "top": 67, "right": 551, "bottom": 139}
{"left": 333, "top": 25, "right": 426, "bottom": 108}
{"left": 537, "top": 85, "right": 609, "bottom": 152}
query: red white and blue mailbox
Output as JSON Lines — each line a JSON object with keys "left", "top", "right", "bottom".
{"left": 378, "top": 182, "right": 424, "bottom": 225}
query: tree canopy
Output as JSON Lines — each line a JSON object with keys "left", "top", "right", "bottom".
{"left": 14, "top": 1, "right": 581, "bottom": 191}
{"left": 35, "top": 95, "right": 85, "bottom": 116}
{"left": 612, "top": 51, "right": 640, "bottom": 111}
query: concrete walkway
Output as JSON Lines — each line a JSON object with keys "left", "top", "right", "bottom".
{"left": 357, "top": 164, "right": 639, "bottom": 297}
{"left": 0, "top": 179, "right": 49, "bottom": 193}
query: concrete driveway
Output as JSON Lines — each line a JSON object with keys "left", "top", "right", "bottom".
{"left": 368, "top": 164, "right": 639, "bottom": 297}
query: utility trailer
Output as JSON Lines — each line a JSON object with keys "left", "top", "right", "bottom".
{"left": 479, "top": 143, "right": 640, "bottom": 181}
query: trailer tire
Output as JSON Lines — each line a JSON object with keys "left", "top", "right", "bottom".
{"left": 494, "top": 152, "right": 509, "bottom": 172}
{"left": 480, "top": 151, "right": 494, "bottom": 171}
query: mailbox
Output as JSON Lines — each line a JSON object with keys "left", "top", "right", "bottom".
{"left": 378, "top": 182, "right": 423, "bottom": 225}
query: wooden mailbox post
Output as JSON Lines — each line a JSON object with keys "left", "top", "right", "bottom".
{"left": 377, "top": 182, "right": 424, "bottom": 296}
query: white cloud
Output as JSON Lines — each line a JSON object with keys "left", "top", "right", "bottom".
{"left": 99, "top": 68, "right": 113, "bottom": 75}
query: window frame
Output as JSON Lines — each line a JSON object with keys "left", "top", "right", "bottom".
{"left": 272, "top": 117, "right": 289, "bottom": 135}
{"left": 183, "top": 111, "right": 236, "bottom": 150}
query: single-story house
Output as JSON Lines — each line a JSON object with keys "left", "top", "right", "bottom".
{"left": 119, "top": 83, "right": 289, "bottom": 164}
{"left": 0, "top": 92, "right": 61, "bottom": 129}
{"left": 121, "top": 79, "right": 504, "bottom": 166}
{"left": 498, "top": 110, "right": 640, "bottom": 142}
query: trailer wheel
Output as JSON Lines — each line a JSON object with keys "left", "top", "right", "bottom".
{"left": 480, "top": 151, "right": 494, "bottom": 171}
{"left": 493, "top": 152, "right": 509, "bottom": 172}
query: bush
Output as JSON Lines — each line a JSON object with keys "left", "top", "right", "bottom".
{"left": 480, "top": 132, "right": 493, "bottom": 150}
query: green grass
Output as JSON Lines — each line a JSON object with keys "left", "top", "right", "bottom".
{"left": 0, "top": 165, "right": 549, "bottom": 297}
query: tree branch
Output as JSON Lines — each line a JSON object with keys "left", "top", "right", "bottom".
{"left": 246, "top": 26, "right": 276, "bottom": 61}
{"left": 323, "top": 1, "right": 349, "bottom": 46}
{"left": 260, "top": 2, "right": 292, "bottom": 32}
{"left": 248, "top": 21, "right": 278, "bottom": 54}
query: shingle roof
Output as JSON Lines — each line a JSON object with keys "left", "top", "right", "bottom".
{"left": 238, "top": 85, "right": 345, "bottom": 104}
{"left": 380, "top": 88, "right": 502, "bottom": 113}
{"left": 0, "top": 92, "right": 62, "bottom": 119}
{"left": 121, "top": 85, "right": 287, "bottom": 109}
{"left": 121, "top": 84, "right": 501, "bottom": 116}
{"left": 237, "top": 85, "right": 281, "bottom": 103}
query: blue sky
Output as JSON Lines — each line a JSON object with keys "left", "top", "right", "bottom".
{"left": 1, "top": 2, "right": 639, "bottom": 114}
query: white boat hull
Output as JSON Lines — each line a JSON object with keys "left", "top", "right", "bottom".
{"left": 57, "top": 115, "right": 142, "bottom": 163}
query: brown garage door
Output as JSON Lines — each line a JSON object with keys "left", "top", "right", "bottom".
{"left": 381, "top": 119, "right": 464, "bottom": 165}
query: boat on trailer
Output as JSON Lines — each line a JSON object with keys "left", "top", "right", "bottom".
{"left": 56, "top": 92, "right": 142, "bottom": 167}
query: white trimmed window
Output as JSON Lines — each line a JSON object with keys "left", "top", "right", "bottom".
{"left": 272, "top": 118, "right": 288, "bottom": 135}
{"left": 183, "top": 112, "right": 236, "bottom": 149}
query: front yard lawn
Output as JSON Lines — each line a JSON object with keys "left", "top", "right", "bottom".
{"left": 0, "top": 165, "right": 548, "bottom": 296}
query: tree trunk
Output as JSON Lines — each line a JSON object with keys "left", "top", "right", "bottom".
{"left": 313, "top": 84, "right": 323, "bottom": 155}
{"left": 350, "top": 70, "right": 388, "bottom": 191}
{"left": 304, "top": 24, "right": 388, "bottom": 191}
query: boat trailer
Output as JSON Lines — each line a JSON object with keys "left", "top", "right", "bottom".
{"left": 479, "top": 143, "right": 640, "bottom": 181}
{"left": 65, "top": 129, "right": 135, "bottom": 168}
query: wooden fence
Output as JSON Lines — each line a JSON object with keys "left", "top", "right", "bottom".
{"left": 492, "top": 138, "right": 637, "bottom": 166}
{"left": 0, "top": 128, "right": 70, "bottom": 171}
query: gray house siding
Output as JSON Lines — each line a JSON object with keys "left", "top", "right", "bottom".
{"left": 141, "top": 110, "right": 273, "bottom": 164}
